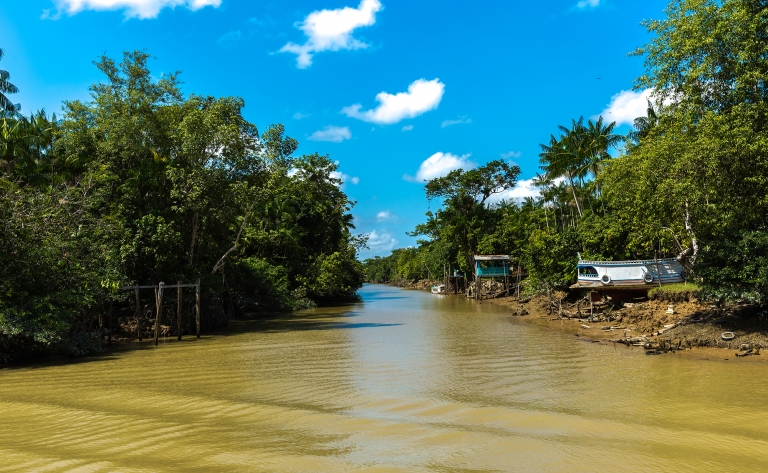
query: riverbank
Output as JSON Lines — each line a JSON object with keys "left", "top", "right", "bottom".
{"left": 392, "top": 280, "right": 768, "bottom": 359}
{"left": 491, "top": 293, "right": 768, "bottom": 360}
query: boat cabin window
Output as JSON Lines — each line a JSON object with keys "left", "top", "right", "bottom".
{"left": 578, "top": 266, "right": 598, "bottom": 277}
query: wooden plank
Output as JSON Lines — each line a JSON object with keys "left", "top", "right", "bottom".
{"left": 177, "top": 281, "right": 182, "bottom": 341}
{"left": 195, "top": 279, "right": 201, "bottom": 338}
{"left": 135, "top": 288, "right": 142, "bottom": 341}
{"left": 154, "top": 282, "right": 164, "bottom": 346}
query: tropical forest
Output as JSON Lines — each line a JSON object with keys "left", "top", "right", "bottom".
{"left": 364, "top": 0, "right": 768, "bottom": 310}
{"left": 0, "top": 50, "right": 365, "bottom": 361}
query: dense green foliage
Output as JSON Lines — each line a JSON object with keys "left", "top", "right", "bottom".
{"left": 0, "top": 51, "right": 364, "bottom": 361}
{"left": 365, "top": 0, "right": 768, "bottom": 307}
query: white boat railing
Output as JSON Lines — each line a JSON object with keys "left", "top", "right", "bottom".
{"left": 578, "top": 258, "right": 679, "bottom": 266}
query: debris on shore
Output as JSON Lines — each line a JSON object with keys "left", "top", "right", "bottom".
{"left": 493, "top": 291, "right": 768, "bottom": 354}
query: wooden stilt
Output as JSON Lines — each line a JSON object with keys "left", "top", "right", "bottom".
{"left": 135, "top": 288, "right": 142, "bottom": 341}
{"left": 155, "top": 282, "right": 164, "bottom": 346}
{"left": 177, "top": 281, "right": 183, "bottom": 341}
{"left": 108, "top": 300, "right": 113, "bottom": 346}
{"left": 195, "top": 279, "right": 201, "bottom": 338}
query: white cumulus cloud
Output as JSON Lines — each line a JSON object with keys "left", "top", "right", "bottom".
{"left": 342, "top": 78, "right": 445, "bottom": 125}
{"left": 376, "top": 210, "right": 396, "bottom": 222}
{"left": 401, "top": 125, "right": 414, "bottom": 132}
{"left": 279, "top": 0, "right": 382, "bottom": 68}
{"left": 330, "top": 161, "right": 360, "bottom": 185}
{"left": 366, "top": 230, "right": 398, "bottom": 252}
{"left": 51, "top": 0, "right": 220, "bottom": 19}
{"left": 308, "top": 126, "right": 352, "bottom": 143}
{"left": 404, "top": 152, "right": 476, "bottom": 182}
{"left": 486, "top": 177, "right": 566, "bottom": 206}
{"left": 599, "top": 89, "right": 654, "bottom": 126}
{"left": 486, "top": 178, "right": 540, "bottom": 205}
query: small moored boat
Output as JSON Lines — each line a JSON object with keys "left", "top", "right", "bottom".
{"left": 574, "top": 254, "right": 687, "bottom": 290}
{"left": 431, "top": 284, "right": 445, "bottom": 295}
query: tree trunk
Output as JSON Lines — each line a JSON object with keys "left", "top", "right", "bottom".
{"left": 566, "top": 171, "right": 583, "bottom": 218}
{"left": 188, "top": 211, "right": 199, "bottom": 266}
{"left": 684, "top": 200, "right": 699, "bottom": 267}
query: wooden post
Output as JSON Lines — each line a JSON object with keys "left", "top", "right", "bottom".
{"left": 108, "top": 300, "right": 113, "bottom": 346}
{"left": 155, "top": 282, "right": 164, "bottom": 346}
{"left": 195, "top": 279, "right": 201, "bottom": 338}
{"left": 177, "top": 281, "right": 183, "bottom": 341}
{"left": 135, "top": 287, "right": 142, "bottom": 341}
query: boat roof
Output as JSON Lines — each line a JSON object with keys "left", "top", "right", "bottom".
{"left": 473, "top": 255, "right": 510, "bottom": 261}
{"left": 578, "top": 258, "right": 680, "bottom": 265}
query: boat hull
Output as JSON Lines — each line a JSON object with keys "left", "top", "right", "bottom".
{"left": 575, "top": 258, "right": 686, "bottom": 290}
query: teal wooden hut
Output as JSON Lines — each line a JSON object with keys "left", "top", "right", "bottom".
{"left": 473, "top": 255, "right": 510, "bottom": 277}
{"left": 472, "top": 255, "right": 510, "bottom": 300}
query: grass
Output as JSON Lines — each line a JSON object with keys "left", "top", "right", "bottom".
{"left": 648, "top": 282, "right": 701, "bottom": 300}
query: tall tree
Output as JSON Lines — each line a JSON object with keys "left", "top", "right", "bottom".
{"left": 0, "top": 49, "right": 19, "bottom": 114}
{"left": 581, "top": 116, "right": 620, "bottom": 198}
{"left": 539, "top": 118, "right": 588, "bottom": 217}
{"left": 416, "top": 160, "right": 520, "bottom": 272}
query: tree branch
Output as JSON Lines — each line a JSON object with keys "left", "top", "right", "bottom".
{"left": 211, "top": 202, "right": 255, "bottom": 275}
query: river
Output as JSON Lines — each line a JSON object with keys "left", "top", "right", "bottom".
{"left": 1, "top": 284, "right": 766, "bottom": 472}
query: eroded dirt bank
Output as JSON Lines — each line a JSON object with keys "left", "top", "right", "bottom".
{"left": 393, "top": 280, "right": 768, "bottom": 361}
{"left": 489, "top": 293, "right": 768, "bottom": 361}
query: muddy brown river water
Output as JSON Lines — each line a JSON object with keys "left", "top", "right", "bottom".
{"left": 1, "top": 284, "right": 767, "bottom": 472}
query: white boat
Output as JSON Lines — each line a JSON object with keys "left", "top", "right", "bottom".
{"left": 575, "top": 254, "right": 687, "bottom": 289}
{"left": 431, "top": 284, "right": 446, "bottom": 294}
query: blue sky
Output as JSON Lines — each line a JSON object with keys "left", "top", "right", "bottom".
{"left": 1, "top": 0, "right": 668, "bottom": 257}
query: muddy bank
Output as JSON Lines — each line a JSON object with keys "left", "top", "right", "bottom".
{"left": 488, "top": 292, "right": 768, "bottom": 359}
{"left": 372, "top": 280, "right": 768, "bottom": 358}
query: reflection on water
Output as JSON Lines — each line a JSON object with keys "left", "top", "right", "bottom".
{"left": 1, "top": 284, "right": 767, "bottom": 472}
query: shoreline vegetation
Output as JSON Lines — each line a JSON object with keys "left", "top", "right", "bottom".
{"left": 0, "top": 51, "right": 365, "bottom": 363}
{"left": 363, "top": 0, "right": 768, "bottom": 356}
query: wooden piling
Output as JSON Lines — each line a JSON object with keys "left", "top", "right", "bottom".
{"left": 154, "top": 282, "right": 164, "bottom": 346}
{"left": 195, "top": 279, "right": 201, "bottom": 338}
{"left": 135, "top": 288, "right": 142, "bottom": 341}
{"left": 177, "top": 281, "right": 182, "bottom": 341}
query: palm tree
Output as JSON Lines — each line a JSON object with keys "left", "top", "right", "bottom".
{"left": 539, "top": 118, "right": 588, "bottom": 218}
{"left": 628, "top": 99, "right": 660, "bottom": 144}
{"left": 0, "top": 49, "right": 20, "bottom": 114}
{"left": 581, "top": 116, "right": 621, "bottom": 198}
